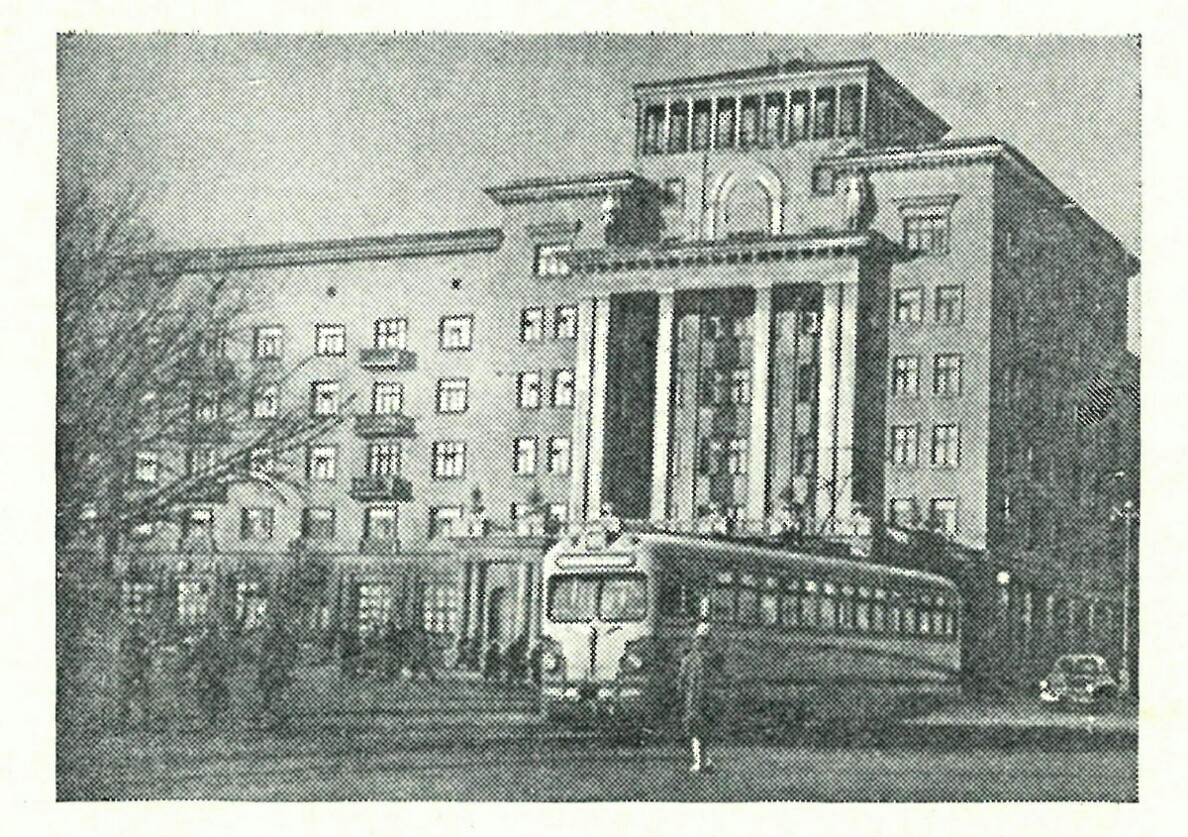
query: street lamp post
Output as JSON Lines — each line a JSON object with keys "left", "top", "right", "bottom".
{"left": 1115, "top": 499, "right": 1137, "bottom": 695}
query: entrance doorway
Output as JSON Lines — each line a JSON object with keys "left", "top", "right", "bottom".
{"left": 486, "top": 586, "right": 509, "bottom": 646}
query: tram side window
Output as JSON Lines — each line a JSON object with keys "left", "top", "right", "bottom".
{"left": 659, "top": 576, "right": 706, "bottom": 620}
{"left": 801, "top": 581, "right": 820, "bottom": 628}
{"left": 903, "top": 601, "right": 918, "bottom": 635}
{"left": 871, "top": 598, "right": 885, "bottom": 633}
{"left": 818, "top": 583, "right": 837, "bottom": 631}
{"left": 887, "top": 596, "right": 902, "bottom": 634}
{"left": 918, "top": 599, "right": 932, "bottom": 635}
{"left": 837, "top": 585, "right": 855, "bottom": 630}
{"left": 855, "top": 588, "right": 871, "bottom": 632}
{"left": 759, "top": 577, "right": 780, "bottom": 626}
{"left": 737, "top": 573, "right": 760, "bottom": 624}
{"left": 779, "top": 581, "right": 800, "bottom": 627}
{"left": 711, "top": 572, "right": 736, "bottom": 621}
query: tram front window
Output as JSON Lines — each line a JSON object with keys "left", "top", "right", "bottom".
{"left": 547, "top": 574, "right": 648, "bottom": 622}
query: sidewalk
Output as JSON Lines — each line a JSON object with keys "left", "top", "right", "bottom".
{"left": 892, "top": 696, "right": 1137, "bottom": 748}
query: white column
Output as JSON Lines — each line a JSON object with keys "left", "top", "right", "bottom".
{"left": 650, "top": 289, "right": 676, "bottom": 520}
{"left": 747, "top": 283, "right": 773, "bottom": 521}
{"left": 568, "top": 296, "right": 597, "bottom": 519}
{"left": 586, "top": 293, "right": 612, "bottom": 519}
{"left": 815, "top": 279, "right": 859, "bottom": 530}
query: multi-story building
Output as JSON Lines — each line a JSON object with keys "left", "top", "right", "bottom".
{"left": 114, "top": 57, "right": 1138, "bottom": 670}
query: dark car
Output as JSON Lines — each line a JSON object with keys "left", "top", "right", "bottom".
{"left": 1039, "top": 654, "right": 1118, "bottom": 709}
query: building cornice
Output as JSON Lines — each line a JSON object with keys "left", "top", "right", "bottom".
{"left": 823, "top": 139, "right": 1139, "bottom": 271}
{"left": 130, "top": 228, "right": 504, "bottom": 276}
{"left": 484, "top": 171, "right": 645, "bottom": 206}
{"left": 565, "top": 229, "right": 895, "bottom": 275}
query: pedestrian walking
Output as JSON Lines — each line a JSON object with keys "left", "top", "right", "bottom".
{"left": 183, "top": 621, "right": 234, "bottom": 727}
{"left": 678, "top": 622, "right": 714, "bottom": 774}
{"left": 116, "top": 621, "right": 152, "bottom": 727}
{"left": 258, "top": 611, "right": 297, "bottom": 728}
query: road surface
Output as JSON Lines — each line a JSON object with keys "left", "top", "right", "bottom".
{"left": 60, "top": 733, "right": 1137, "bottom": 802}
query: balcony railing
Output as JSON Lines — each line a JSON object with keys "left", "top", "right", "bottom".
{"left": 354, "top": 413, "right": 416, "bottom": 438}
{"left": 173, "top": 481, "right": 229, "bottom": 505}
{"left": 349, "top": 474, "right": 414, "bottom": 503}
{"left": 358, "top": 346, "right": 417, "bottom": 371}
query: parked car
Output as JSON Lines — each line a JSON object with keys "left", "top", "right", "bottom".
{"left": 1039, "top": 654, "right": 1118, "bottom": 709}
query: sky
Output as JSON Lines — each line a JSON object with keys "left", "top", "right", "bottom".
{"left": 57, "top": 34, "right": 1141, "bottom": 254}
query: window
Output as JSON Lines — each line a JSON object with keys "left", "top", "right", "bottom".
{"left": 254, "top": 325, "right": 283, "bottom": 359}
{"left": 891, "top": 356, "right": 920, "bottom": 397}
{"left": 439, "top": 315, "right": 473, "bottom": 350}
{"left": 176, "top": 579, "right": 211, "bottom": 626}
{"left": 707, "top": 370, "right": 730, "bottom": 406}
{"left": 301, "top": 507, "right": 335, "bottom": 540}
{"left": 889, "top": 498, "right": 917, "bottom": 528}
{"left": 691, "top": 99, "right": 712, "bottom": 150}
{"left": 931, "top": 424, "right": 961, "bottom": 468}
{"left": 730, "top": 368, "right": 751, "bottom": 404}
{"left": 429, "top": 506, "right": 462, "bottom": 539}
{"left": 700, "top": 438, "right": 723, "bottom": 475}
{"left": 738, "top": 95, "right": 760, "bottom": 148}
{"left": 432, "top": 441, "right": 466, "bottom": 479}
{"left": 664, "top": 177, "right": 686, "bottom": 212}
{"left": 253, "top": 383, "right": 279, "bottom": 418}
{"left": 813, "top": 87, "right": 836, "bottom": 138}
{"left": 374, "top": 318, "right": 407, "bottom": 349}
{"left": 310, "top": 381, "right": 340, "bottom": 416}
{"left": 511, "top": 502, "right": 543, "bottom": 535}
{"left": 436, "top": 378, "right": 468, "bottom": 414}
{"left": 514, "top": 437, "right": 538, "bottom": 475}
{"left": 308, "top": 445, "right": 337, "bottom": 481}
{"left": 796, "top": 364, "right": 816, "bottom": 403}
{"left": 800, "top": 310, "right": 820, "bottom": 335}
{"left": 547, "top": 436, "right": 571, "bottom": 475}
{"left": 182, "top": 507, "right": 213, "bottom": 540}
{"left": 726, "top": 438, "right": 748, "bottom": 475}
{"left": 890, "top": 425, "right": 919, "bottom": 467}
{"left": 903, "top": 214, "right": 951, "bottom": 255}
{"left": 240, "top": 507, "right": 274, "bottom": 541}
{"left": 762, "top": 93, "right": 785, "bottom": 147}
{"left": 364, "top": 506, "right": 398, "bottom": 541}
{"left": 518, "top": 371, "right": 542, "bottom": 409}
{"left": 554, "top": 305, "right": 578, "bottom": 339}
{"left": 788, "top": 90, "right": 810, "bottom": 142}
{"left": 235, "top": 580, "right": 267, "bottom": 630}
{"left": 933, "top": 354, "right": 963, "bottom": 396}
{"left": 192, "top": 394, "right": 219, "bottom": 422}
{"left": 121, "top": 581, "right": 156, "bottom": 621}
{"left": 423, "top": 581, "right": 459, "bottom": 633}
{"left": 668, "top": 101, "right": 689, "bottom": 153}
{"left": 795, "top": 437, "right": 816, "bottom": 476}
{"left": 893, "top": 288, "right": 924, "bottom": 324}
{"left": 534, "top": 243, "right": 571, "bottom": 277}
{"left": 134, "top": 451, "right": 158, "bottom": 484}
{"left": 838, "top": 84, "right": 863, "bottom": 137}
{"left": 249, "top": 446, "right": 273, "bottom": 475}
{"left": 715, "top": 97, "right": 736, "bottom": 148}
{"left": 929, "top": 498, "right": 958, "bottom": 535}
{"left": 520, "top": 307, "right": 545, "bottom": 342}
{"left": 187, "top": 445, "right": 217, "bottom": 476}
{"left": 935, "top": 285, "right": 964, "bottom": 324}
{"left": 548, "top": 574, "right": 648, "bottom": 623}
{"left": 812, "top": 165, "right": 835, "bottom": 196}
{"left": 129, "top": 521, "right": 154, "bottom": 539}
{"left": 315, "top": 324, "right": 346, "bottom": 356}
{"left": 373, "top": 381, "right": 404, "bottom": 414}
{"left": 368, "top": 443, "right": 400, "bottom": 476}
{"left": 547, "top": 502, "right": 569, "bottom": 524}
{"left": 641, "top": 103, "right": 665, "bottom": 154}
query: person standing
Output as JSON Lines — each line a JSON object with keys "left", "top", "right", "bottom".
{"left": 116, "top": 621, "right": 152, "bottom": 727}
{"left": 678, "top": 622, "right": 714, "bottom": 774}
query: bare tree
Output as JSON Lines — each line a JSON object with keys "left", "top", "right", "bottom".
{"left": 56, "top": 176, "right": 349, "bottom": 566}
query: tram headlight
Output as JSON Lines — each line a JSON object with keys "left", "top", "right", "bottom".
{"left": 541, "top": 652, "right": 560, "bottom": 673}
{"left": 621, "top": 652, "right": 643, "bottom": 673}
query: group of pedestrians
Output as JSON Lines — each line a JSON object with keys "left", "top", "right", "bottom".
{"left": 339, "top": 620, "right": 443, "bottom": 682}
{"left": 114, "top": 613, "right": 298, "bottom": 729}
{"left": 457, "top": 634, "right": 542, "bottom": 685}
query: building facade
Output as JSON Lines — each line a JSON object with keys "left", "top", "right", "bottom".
{"left": 112, "top": 57, "right": 1138, "bottom": 670}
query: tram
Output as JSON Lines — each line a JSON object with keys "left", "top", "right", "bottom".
{"left": 538, "top": 524, "right": 962, "bottom": 731}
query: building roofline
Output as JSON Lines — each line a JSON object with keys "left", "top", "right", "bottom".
{"left": 484, "top": 171, "right": 646, "bottom": 205}
{"left": 128, "top": 227, "right": 504, "bottom": 275}
{"left": 633, "top": 58, "right": 949, "bottom": 137}
{"left": 822, "top": 138, "right": 1139, "bottom": 271}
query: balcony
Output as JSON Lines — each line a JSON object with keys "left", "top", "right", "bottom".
{"left": 354, "top": 412, "right": 416, "bottom": 438}
{"left": 358, "top": 346, "right": 417, "bottom": 371}
{"left": 349, "top": 474, "right": 414, "bottom": 503}
{"left": 173, "top": 481, "right": 229, "bottom": 505}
